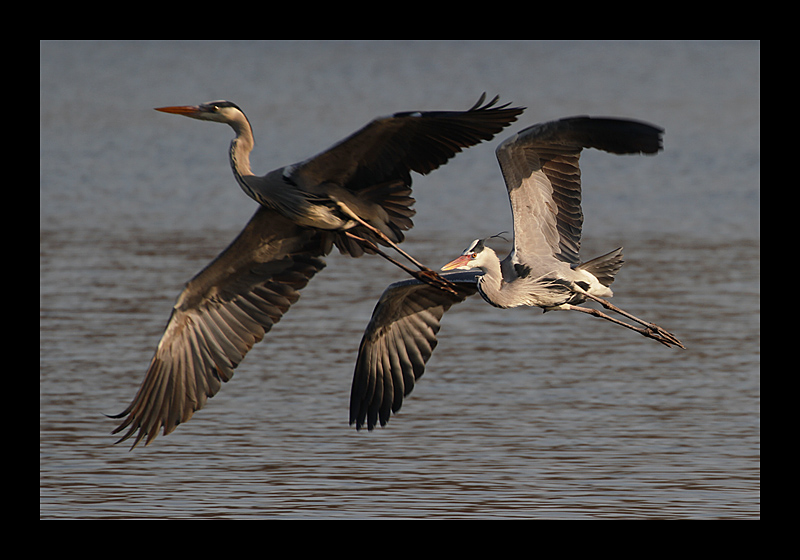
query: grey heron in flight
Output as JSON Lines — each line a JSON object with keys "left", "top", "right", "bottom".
{"left": 110, "top": 95, "right": 523, "bottom": 448}
{"left": 349, "top": 116, "right": 684, "bottom": 431}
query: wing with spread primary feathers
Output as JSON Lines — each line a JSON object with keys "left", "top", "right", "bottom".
{"left": 290, "top": 94, "right": 524, "bottom": 194}
{"left": 111, "top": 207, "right": 329, "bottom": 449}
{"left": 349, "top": 271, "right": 480, "bottom": 431}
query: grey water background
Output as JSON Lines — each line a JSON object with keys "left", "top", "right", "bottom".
{"left": 40, "top": 40, "right": 759, "bottom": 519}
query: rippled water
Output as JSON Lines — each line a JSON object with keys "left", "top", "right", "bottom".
{"left": 40, "top": 40, "right": 759, "bottom": 518}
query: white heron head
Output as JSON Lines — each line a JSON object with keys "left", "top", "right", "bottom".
{"left": 441, "top": 238, "right": 498, "bottom": 271}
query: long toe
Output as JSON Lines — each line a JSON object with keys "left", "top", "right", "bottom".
{"left": 417, "top": 269, "right": 459, "bottom": 295}
{"left": 644, "top": 326, "right": 685, "bottom": 349}
{"left": 655, "top": 327, "right": 685, "bottom": 349}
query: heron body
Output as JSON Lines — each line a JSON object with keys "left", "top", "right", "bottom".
{"left": 444, "top": 238, "right": 621, "bottom": 311}
{"left": 158, "top": 98, "right": 523, "bottom": 256}
{"left": 350, "top": 116, "right": 684, "bottom": 431}
{"left": 111, "top": 95, "right": 523, "bottom": 448}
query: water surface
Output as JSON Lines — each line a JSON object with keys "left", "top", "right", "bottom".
{"left": 40, "top": 40, "right": 759, "bottom": 519}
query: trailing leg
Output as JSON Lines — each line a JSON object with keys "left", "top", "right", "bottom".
{"left": 344, "top": 232, "right": 458, "bottom": 295}
{"left": 568, "top": 304, "right": 684, "bottom": 348}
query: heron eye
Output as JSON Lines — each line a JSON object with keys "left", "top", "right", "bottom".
{"left": 471, "top": 253, "right": 478, "bottom": 259}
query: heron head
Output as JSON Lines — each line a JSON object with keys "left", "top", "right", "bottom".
{"left": 155, "top": 100, "right": 249, "bottom": 127}
{"left": 442, "top": 238, "right": 494, "bottom": 271}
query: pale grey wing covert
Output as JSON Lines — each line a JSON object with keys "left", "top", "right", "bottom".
{"left": 495, "top": 116, "right": 664, "bottom": 268}
{"left": 349, "top": 271, "right": 480, "bottom": 430}
{"left": 110, "top": 207, "right": 329, "bottom": 449}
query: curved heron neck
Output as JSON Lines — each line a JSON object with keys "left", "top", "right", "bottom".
{"left": 475, "top": 249, "right": 508, "bottom": 307}
{"left": 227, "top": 118, "right": 256, "bottom": 195}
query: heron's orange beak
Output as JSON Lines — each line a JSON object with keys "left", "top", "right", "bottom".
{"left": 154, "top": 105, "right": 202, "bottom": 116}
{"left": 441, "top": 254, "right": 473, "bottom": 271}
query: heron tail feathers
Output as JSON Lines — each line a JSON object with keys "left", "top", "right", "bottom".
{"left": 576, "top": 247, "right": 624, "bottom": 287}
{"left": 359, "top": 180, "right": 416, "bottom": 242}
{"left": 333, "top": 180, "right": 416, "bottom": 257}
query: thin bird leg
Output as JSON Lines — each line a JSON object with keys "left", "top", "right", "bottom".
{"left": 344, "top": 232, "right": 458, "bottom": 295}
{"left": 578, "top": 293, "right": 685, "bottom": 349}
{"left": 334, "top": 202, "right": 430, "bottom": 271}
{"left": 568, "top": 305, "right": 683, "bottom": 348}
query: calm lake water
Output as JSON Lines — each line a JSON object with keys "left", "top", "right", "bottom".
{"left": 40, "top": 40, "right": 759, "bottom": 519}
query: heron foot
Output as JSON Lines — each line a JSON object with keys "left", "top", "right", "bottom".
{"left": 636, "top": 325, "right": 683, "bottom": 348}
{"left": 641, "top": 324, "right": 685, "bottom": 349}
{"left": 415, "top": 268, "right": 460, "bottom": 296}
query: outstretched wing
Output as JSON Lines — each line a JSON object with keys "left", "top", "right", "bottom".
{"left": 349, "top": 271, "right": 480, "bottom": 431}
{"left": 290, "top": 94, "right": 524, "bottom": 193}
{"left": 111, "top": 207, "right": 329, "bottom": 449}
{"left": 496, "top": 116, "right": 663, "bottom": 266}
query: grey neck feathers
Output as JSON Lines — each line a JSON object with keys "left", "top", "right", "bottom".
{"left": 227, "top": 121, "right": 256, "bottom": 201}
